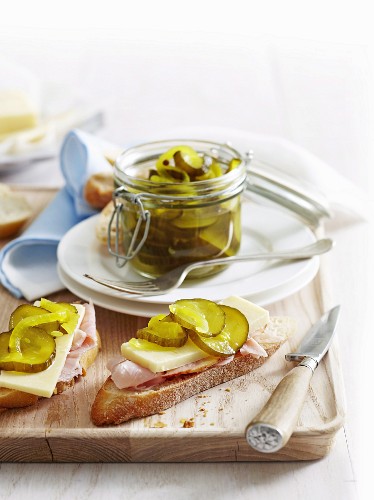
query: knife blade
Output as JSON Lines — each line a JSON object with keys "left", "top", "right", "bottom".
{"left": 245, "top": 305, "right": 340, "bottom": 453}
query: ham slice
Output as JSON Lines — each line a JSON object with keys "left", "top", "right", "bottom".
{"left": 109, "top": 339, "right": 268, "bottom": 391}
{"left": 110, "top": 359, "right": 164, "bottom": 389}
{"left": 71, "top": 328, "right": 86, "bottom": 350}
{"left": 239, "top": 338, "right": 268, "bottom": 358}
{"left": 58, "top": 302, "right": 98, "bottom": 383}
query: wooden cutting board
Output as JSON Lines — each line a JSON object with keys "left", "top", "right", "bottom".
{"left": 0, "top": 189, "right": 345, "bottom": 462}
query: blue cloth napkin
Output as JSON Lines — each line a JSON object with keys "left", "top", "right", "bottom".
{"left": 0, "top": 129, "right": 118, "bottom": 300}
{"left": 60, "top": 129, "right": 114, "bottom": 217}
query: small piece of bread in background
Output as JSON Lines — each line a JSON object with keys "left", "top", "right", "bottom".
{"left": 96, "top": 201, "right": 122, "bottom": 246}
{"left": 0, "top": 184, "right": 32, "bottom": 238}
{"left": 84, "top": 172, "right": 114, "bottom": 209}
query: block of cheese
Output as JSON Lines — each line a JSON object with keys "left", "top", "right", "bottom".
{"left": 220, "top": 296, "right": 269, "bottom": 334}
{"left": 0, "top": 90, "right": 38, "bottom": 135}
{"left": 0, "top": 303, "right": 85, "bottom": 398}
{"left": 121, "top": 296, "right": 270, "bottom": 373}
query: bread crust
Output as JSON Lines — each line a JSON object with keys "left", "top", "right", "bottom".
{"left": 91, "top": 317, "right": 293, "bottom": 427}
{"left": 0, "top": 331, "right": 101, "bottom": 410}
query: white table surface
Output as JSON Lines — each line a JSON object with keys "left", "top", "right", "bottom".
{"left": 0, "top": 7, "right": 373, "bottom": 499}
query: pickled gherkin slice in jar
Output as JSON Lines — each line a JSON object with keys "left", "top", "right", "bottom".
{"left": 157, "top": 146, "right": 203, "bottom": 170}
{"left": 171, "top": 208, "right": 218, "bottom": 229}
{"left": 0, "top": 327, "right": 56, "bottom": 373}
{"left": 195, "top": 159, "right": 222, "bottom": 180}
{"left": 227, "top": 158, "right": 241, "bottom": 172}
{"left": 188, "top": 305, "right": 249, "bottom": 357}
{"left": 173, "top": 150, "right": 207, "bottom": 177}
{"left": 155, "top": 164, "right": 190, "bottom": 183}
{"left": 169, "top": 298, "right": 225, "bottom": 337}
{"left": 154, "top": 146, "right": 225, "bottom": 182}
{"left": 136, "top": 314, "right": 188, "bottom": 347}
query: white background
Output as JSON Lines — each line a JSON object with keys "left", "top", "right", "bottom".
{"left": 1, "top": 1, "right": 373, "bottom": 498}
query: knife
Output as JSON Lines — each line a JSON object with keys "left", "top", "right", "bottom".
{"left": 245, "top": 305, "right": 340, "bottom": 453}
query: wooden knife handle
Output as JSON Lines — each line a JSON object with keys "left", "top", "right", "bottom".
{"left": 245, "top": 357, "right": 317, "bottom": 453}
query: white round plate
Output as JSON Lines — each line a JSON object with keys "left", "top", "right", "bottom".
{"left": 57, "top": 201, "right": 319, "bottom": 316}
{"left": 58, "top": 265, "right": 170, "bottom": 316}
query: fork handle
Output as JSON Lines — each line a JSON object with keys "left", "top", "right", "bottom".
{"left": 184, "top": 239, "right": 332, "bottom": 272}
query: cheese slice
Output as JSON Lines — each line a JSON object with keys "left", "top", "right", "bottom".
{"left": 219, "top": 296, "right": 269, "bottom": 334}
{"left": 0, "top": 90, "right": 38, "bottom": 135}
{"left": 121, "top": 338, "right": 211, "bottom": 374}
{"left": 0, "top": 303, "right": 85, "bottom": 398}
{"left": 121, "top": 296, "right": 270, "bottom": 373}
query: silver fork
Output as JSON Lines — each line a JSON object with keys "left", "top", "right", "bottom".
{"left": 84, "top": 238, "right": 333, "bottom": 296}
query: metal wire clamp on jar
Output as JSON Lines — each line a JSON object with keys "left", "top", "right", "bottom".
{"left": 108, "top": 139, "right": 249, "bottom": 279}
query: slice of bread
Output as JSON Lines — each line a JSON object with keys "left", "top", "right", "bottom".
{"left": 0, "top": 184, "right": 32, "bottom": 238}
{"left": 95, "top": 201, "right": 122, "bottom": 246}
{"left": 0, "top": 331, "right": 101, "bottom": 409}
{"left": 84, "top": 172, "right": 114, "bottom": 209}
{"left": 91, "top": 317, "right": 295, "bottom": 426}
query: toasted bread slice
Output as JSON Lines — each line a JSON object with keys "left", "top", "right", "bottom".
{"left": 91, "top": 317, "right": 295, "bottom": 426}
{"left": 0, "top": 331, "right": 101, "bottom": 409}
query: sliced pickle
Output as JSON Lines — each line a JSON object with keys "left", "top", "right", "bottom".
{"left": 0, "top": 327, "right": 56, "bottom": 373}
{"left": 148, "top": 313, "right": 176, "bottom": 327}
{"left": 227, "top": 158, "right": 241, "bottom": 172}
{"left": 189, "top": 305, "right": 249, "bottom": 357}
{"left": 156, "top": 146, "right": 184, "bottom": 169}
{"left": 169, "top": 298, "right": 225, "bottom": 337}
{"left": 173, "top": 150, "right": 206, "bottom": 177}
{"left": 157, "top": 146, "right": 202, "bottom": 169}
{"left": 171, "top": 208, "right": 218, "bottom": 229}
{"left": 8, "top": 311, "right": 68, "bottom": 353}
{"left": 0, "top": 329, "right": 11, "bottom": 353}
{"left": 128, "top": 338, "right": 176, "bottom": 352}
{"left": 9, "top": 304, "right": 60, "bottom": 336}
{"left": 136, "top": 321, "right": 188, "bottom": 347}
{"left": 199, "top": 210, "right": 238, "bottom": 257}
{"left": 153, "top": 208, "right": 183, "bottom": 221}
{"left": 156, "top": 165, "right": 190, "bottom": 183}
{"left": 137, "top": 314, "right": 187, "bottom": 347}
{"left": 39, "top": 298, "right": 79, "bottom": 334}
{"left": 195, "top": 160, "right": 222, "bottom": 180}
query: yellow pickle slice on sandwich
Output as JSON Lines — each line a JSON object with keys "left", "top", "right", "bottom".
{"left": 8, "top": 311, "right": 69, "bottom": 352}
{"left": 39, "top": 298, "right": 79, "bottom": 335}
{"left": 0, "top": 327, "right": 56, "bottom": 373}
{"left": 136, "top": 314, "right": 188, "bottom": 347}
{"left": 0, "top": 299, "right": 80, "bottom": 374}
{"left": 9, "top": 304, "right": 60, "bottom": 336}
{"left": 188, "top": 305, "right": 249, "bottom": 357}
{"left": 169, "top": 298, "right": 225, "bottom": 337}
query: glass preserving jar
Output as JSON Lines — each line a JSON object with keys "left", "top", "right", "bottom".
{"left": 110, "top": 139, "right": 248, "bottom": 279}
